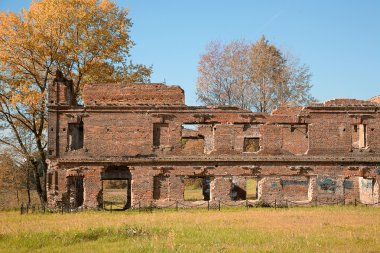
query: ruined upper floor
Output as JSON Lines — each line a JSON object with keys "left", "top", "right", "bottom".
{"left": 47, "top": 76, "right": 380, "bottom": 160}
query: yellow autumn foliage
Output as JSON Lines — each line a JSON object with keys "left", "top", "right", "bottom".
{"left": 0, "top": 0, "right": 151, "bottom": 204}
{"left": 0, "top": 0, "right": 150, "bottom": 107}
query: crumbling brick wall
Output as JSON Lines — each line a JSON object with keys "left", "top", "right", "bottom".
{"left": 83, "top": 83, "right": 184, "bottom": 106}
{"left": 46, "top": 80, "right": 380, "bottom": 209}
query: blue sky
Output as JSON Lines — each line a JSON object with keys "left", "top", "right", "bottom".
{"left": 1, "top": 1, "right": 379, "bottom": 105}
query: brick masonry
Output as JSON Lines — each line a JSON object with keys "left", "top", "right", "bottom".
{"left": 47, "top": 77, "right": 380, "bottom": 209}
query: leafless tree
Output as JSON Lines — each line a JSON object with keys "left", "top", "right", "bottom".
{"left": 197, "top": 36, "right": 315, "bottom": 112}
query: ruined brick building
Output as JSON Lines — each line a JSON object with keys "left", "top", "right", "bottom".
{"left": 47, "top": 75, "right": 380, "bottom": 209}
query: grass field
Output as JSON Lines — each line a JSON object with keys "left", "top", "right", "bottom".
{"left": 103, "top": 189, "right": 127, "bottom": 209}
{"left": 0, "top": 206, "right": 379, "bottom": 252}
{"left": 184, "top": 178, "right": 204, "bottom": 201}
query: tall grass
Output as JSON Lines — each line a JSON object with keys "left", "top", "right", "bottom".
{"left": 0, "top": 206, "right": 380, "bottom": 252}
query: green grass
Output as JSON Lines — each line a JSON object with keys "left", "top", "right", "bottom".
{"left": 1, "top": 206, "right": 380, "bottom": 252}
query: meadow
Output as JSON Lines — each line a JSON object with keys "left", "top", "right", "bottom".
{"left": 0, "top": 206, "right": 379, "bottom": 252}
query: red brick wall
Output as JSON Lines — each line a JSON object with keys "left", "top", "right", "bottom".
{"left": 47, "top": 82, "right": 380, "bottom": 209}
{"left": 83, "top": 83, "right": 184, "bottom": 105}
{"left": 211, "top": 177, "right": 232, "bottom": 201}
{"left": 47, "top": 163, "right": 380, "bottom": 208}
{"left": 307, "top": 114, "right": 352, "bottom": 154}
{"left": 281, "top": 125, "right": 308, "bottom": 155}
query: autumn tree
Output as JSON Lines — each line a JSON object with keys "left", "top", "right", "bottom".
{"left": 0, "top": 0, "right": 152, "bottom": 205}
{"left": 0, "top": 152, "right": 32, "bottom": 208}
{"left": 196, "top": 40, "right": 252, "bottom": 109}
{"left": 196, "top": 36, "right": 314, "bottom": 112}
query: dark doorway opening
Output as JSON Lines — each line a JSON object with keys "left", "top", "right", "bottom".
{"left": 68, "top": 121, "right": 84, "bottom": 150}
{"left": 101, "top": 166, "right": 132, "bottom": 210}
{"left": 67, "top": 175, "right": 84, "bottom": 208}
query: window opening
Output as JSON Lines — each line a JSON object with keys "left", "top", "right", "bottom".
{"left": 246, "top": 178, "right": 258, "bottom": 200}
{"left": 68, "top": 121, "right": 84, "bottom": 150}
{"left": 243, "top": 138, "right": 260, "bottom": 152}
{"left": 184, "top": 177, "right": 210, "bottom": 201}
{"left": 352, "top": 124, "right": 367, "bottom": 149}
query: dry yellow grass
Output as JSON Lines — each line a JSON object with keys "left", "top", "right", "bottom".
{"left": 103, "top": 189, "right": 127, "bottom": 203}
{"left": 0, "top": 206, "right": 380, "bottom": 252}
{"left": 184, "top": 187, "right": 204, "bottom": 201}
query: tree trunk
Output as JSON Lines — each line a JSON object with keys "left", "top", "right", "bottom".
{"left": 26, "top": 167, "right": 31, "bottom": 206}
{"left": 31, "top": 161, "right": 47, "bottom": 206}
{"left": 12, "top": 172, "right": 21, "bottom": 205}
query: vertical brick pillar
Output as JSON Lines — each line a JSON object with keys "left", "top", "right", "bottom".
{"left": 374, "top": 175, "right": 380, "bottom": 204}
{"left": 169, "top": 176, "right": 184, "bottom": 201}
{"left": 211, "top": 176, "right": 232, "bottom": 201}
{"left": 130, "top": 167, "right": 155, "bottom": 206}
{"left": 258, "top": 177, "right": 283, "bottom": 203}
{"left": 308, "top": 176, "right": 317, "bottom": 201}
{"left": 83, "top": 166, "right": 103, "bottom": 209}
{"left": 46, "top": 160, "right": 69, "bottom": 209}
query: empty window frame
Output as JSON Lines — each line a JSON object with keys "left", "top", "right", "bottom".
{"left": 184, "top": 177, "right": 210, "bottom": 201}
{"left": 182, "top": 123, "right": 215, "bottom": 154}
{"left": 231, "top": 177, "right": 258, "bottom": 200}
{"left": 181, "top": 124, "right": 204, "bottom": 152}
{"left": 181, "top": 124, "right": 206, "bottom": 154}
{"left": 243, "top": 137, "right": 260, "bottom": 152}
{"left": 246, "top": 178, "right": 258, "bottom": 200}
{"left": 68, "top": 121, "right": 84, "bottom": 150}
{"left": 352, "top": 124, "right": 367, "bottom": 149}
